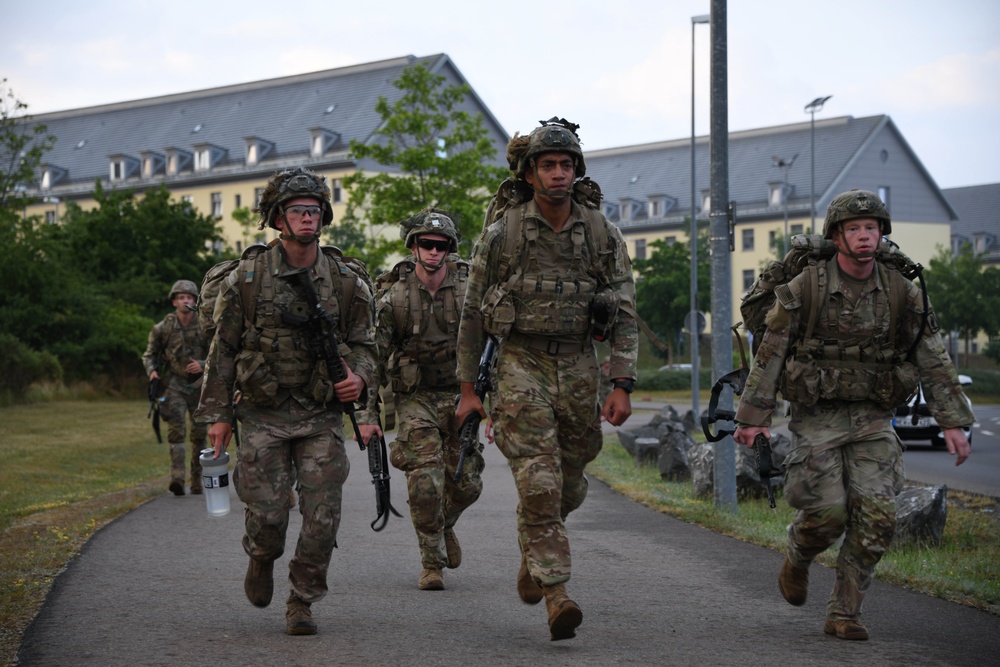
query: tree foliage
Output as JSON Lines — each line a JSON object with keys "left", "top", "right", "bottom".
{"left": 0, "top": 79, "right": 55, "bottom": 210}
{"left": 633, "top": 225, "right": 711, "bottom": 364}
{"left": 336, "top": 63, "right": 507, "bottom": 272}
{"left": 926, "top": 244, "right": 1000, "bottom": 366}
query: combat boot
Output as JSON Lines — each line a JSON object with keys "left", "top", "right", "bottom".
{"left": 778, "top": 557, "right": 809, "bottom": 606}
{"left": 824, "top": 618, "right": 869, "bottom": 640}
{"left": 286, "top": 593, "right": 317, "bottom": 635}
{"left": 517, "top": 553, "right": 543, "bottom": 605}
{"left": 419, "top": 568, "right": 444, "bottom": 590}
{"left": 244, "top": 557, "right": 274, "bottom": 608}
{"left": 444, "top": 528, "right": 462, "bottom": 569}
{"left": 169, "top": 480, "right": 185, "bottom": 496}
{"left": 542, "top": 584, "right": 582, "bottom": 641}
{"left": 189, "top": 476, "right": 203, "bottom": 495}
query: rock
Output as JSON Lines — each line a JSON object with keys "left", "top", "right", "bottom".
{"left": 689, "top": 442, "right": 714, "bottom": 498}
{"left": 658, "top": 431, "right": 695, "bottom": 481}
{"left": 616, "top": 429, "right": 637, "bottom": 456}
{"left": 634, "top": 438, "right": 661, "bottom": 466}
{"left": 895, "top": 485, "right": 948, "bottom": 547}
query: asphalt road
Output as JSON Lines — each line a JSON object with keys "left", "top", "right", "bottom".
{"left": 17, "top": 411, "right": 1000, "bottom": 666}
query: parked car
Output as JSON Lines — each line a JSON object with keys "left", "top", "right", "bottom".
{"left": 658, "top": 363, "right": 693, "bottom": 371}
{"left": 893, "top": 375, "right": 973, "bottom": 449}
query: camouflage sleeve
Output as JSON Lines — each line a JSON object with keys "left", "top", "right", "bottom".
{"left": 456, "top": 224, "right": 502, "bottom": 383}
{"left": 340, "top": 272, "right": 378, "bottom": 410}
{"left": 141, "top": 320, "right": 164, "bottom": 377}
{"left": 900, "top": 281, "right": 975, "bottom": 429}
{"left": 735, "top": 280, "right": 801, "bottom": 427}
{"left": 195, "top": 271, "right": 243, "bottom": 424}
{"left": 358, "top": 291, "right": 395, "bottom": 423}
{"left": 606, "top": 223, "right": 638, "bottom": 381}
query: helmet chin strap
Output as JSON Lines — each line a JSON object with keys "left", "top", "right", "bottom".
{"left": 279, "top": 231, "right": 322, "bottom": 245}
{"left": 416, "top": 254, "right": 447, "bottom": 273}
{"left": 529, "top": 163, "right": 573, "bottom": 200}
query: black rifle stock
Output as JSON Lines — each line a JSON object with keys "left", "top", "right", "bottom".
{"left": 753, "top": 433, "right": 784, "bottom": 508}
{"left": 147, "top": 376, "right": 163, "bottom": 443}
{"left": 280, "top": 267, "right": 401, "bottom": 531}
{"left": 453, "top": 335, "right": 497, "bottom": 484}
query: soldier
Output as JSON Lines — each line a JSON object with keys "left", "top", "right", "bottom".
{"left": 358, "top": 209, "right": 484, "bottom": 592}
{"left": 733, "top": 189, "right": 973, "bottom": 641}
{"left": 196, "top": 167, "right": 377, "bottom": 636}
{"left": 142, "top": 279, "right": 210, "bottom": 496}
{"left": 455, "top": 117, "right": 638, "bottom": 641}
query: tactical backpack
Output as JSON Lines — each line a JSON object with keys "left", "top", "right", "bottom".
{"left": 198, "top": 239, "right": 373, "bottom": 340}
{"left": 739, "top": 234, "right": 927, "bottom": 358}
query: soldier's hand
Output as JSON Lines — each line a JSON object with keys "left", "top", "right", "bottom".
{"left": 601, "top": 389, "right": 632, "bottom": 427}
{"left": 334, "top": 367, "right": 365, "bottom": 403}
{"left": 185, "top": 360, "right": 203, "bottom": 375}
{"left": 358, "top": 423, "right": 382, "bottom": 445}
{"left": 734, "top": 425, "right": 770, "bottom": 448}
{"left": 942, "top": 427, "right": 971, "bottom": 466}
{"left": 208, "top": 422, "right": 233, "bottom": 457}
{"left": 149, "top": 370, "right": 160, "bottom": 381}
{"left": 456, "top": 382, "right": 486, "bottom": 427}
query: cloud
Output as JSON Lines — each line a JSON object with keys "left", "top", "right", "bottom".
{"left": 886, "top": 49, "right": 1000, "bottom": 111}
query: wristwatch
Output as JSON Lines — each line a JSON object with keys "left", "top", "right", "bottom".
{"left": 612, "top": 378, "right": 635, "bottom": 394}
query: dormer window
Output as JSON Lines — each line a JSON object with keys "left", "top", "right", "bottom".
{"left": 108, "top": 154, "right": 139, "bottom": 182}
{"left": 166, "top": 147, "right": 193, "bottom": 175}
{"left": 700, "top": 189, "right": 711, "bottom": 215}
{"left": 193, "top": 143, "right": 227, "bottom": 172}
{"left": 619, "top": 198, "right": 643, "bottom": 222}
{"left": 309, "top": 127, "right": 341, "bottom": 158}
{"left": 244, "top": 136, "right": 275, "bottom": 167}
{"left": 40, "top": 163, "right": 67, "bottom": 189}
{"left": 769, "top": 181, "right": 790, "bottom": 207}
{"left": 140, "top": 151, "right": 166, "bottom": 178}
{"left": 648, "top": 194, "right": 677, "bottom": 219}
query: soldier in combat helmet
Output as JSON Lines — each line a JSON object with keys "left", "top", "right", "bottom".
{"left": 734, "top": 189, "right": 973, "bottom": 641}
{"left": 196, "top": 167, "right": 377, "bottom": 636}
{"left": 142, "top": 279, "right": 210, "bottom": 496}
{"left": 358, "top": 209, "right": 484, "bottom": 592}
{"left": 456, "top": 118, "right": 638, "bottom": 641}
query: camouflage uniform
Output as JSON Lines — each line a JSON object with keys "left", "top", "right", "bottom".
{"left": 457, "top": 196, "right": 638, "bottom": 588}
{"left": 142, "top": 309, "right": 210, "bottom": 492}
{"left": 196, "top": 243, "right": 376, "bottom": 603}
{"left": 361, "top": 256, "right": 483, "bottom": 573}
{"left": 737, "top": 225, "right": 973, "bottom": 625}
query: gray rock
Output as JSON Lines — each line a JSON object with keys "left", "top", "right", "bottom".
{"left": 658, "top": 431, "right": 695, "bottom": 481}
{"left": 634, "top": 437, "right": 661, "bottom": 466}
{"left": 895, "top": 485, "right": 948, "bottom": 547}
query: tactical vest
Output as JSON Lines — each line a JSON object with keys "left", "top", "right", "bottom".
{"left": 158, "top": 312, "right": 207, "bottom": 386}
{"left": 383, "top": 258, "right": 468, "bottom": 391}
{"left": 780, "top": 257, "right": 919, "bottom": 409}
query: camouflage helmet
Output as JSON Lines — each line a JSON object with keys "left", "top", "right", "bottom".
{"left": 255, "top": 167, "right": 333, "bottom": 231}
{"left": 823, "top": 189, "right": 891, "bottom": 239}
{"left": 507, "top": 117, "right": 586, "bottom": 180}
{"left": 401, "top": 208, "right": 460, "bottom": 253}
{"left": 168, "top": 279, "right": 199, "bottom": 300}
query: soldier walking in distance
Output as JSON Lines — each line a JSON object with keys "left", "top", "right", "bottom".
{"left": 358, "top": 209, "right": 484, "bottom": 592}
{"left": 143, "top": 280, "right": 210, "bottom": 496}
{"left": 196, "top": 167, "right": 377, "bottom": 636}
{"left": 456, "top": 118, "right": 638, "bottom": 641}
{"left": 734, "top": 189, "right": 973, "bottom": 641}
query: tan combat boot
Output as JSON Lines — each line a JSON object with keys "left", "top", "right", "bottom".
{"left": 419, "top": 568, "right": 444, "bottom": 590}
{"left": 286, "top": 593, "right": 317, "bottom": 635}
{"left": 517, "top": 553, "right": 543, "bottom": 605}
{"left": 778, "top": 557, "right": 809, "bottom": 606}
{"left": 444, "top": 528, "right": 462, "bottom": 569}
{"left": 244, "top": 557, "right": 274, "bottom": 608}
{"left": 824, "top": 618, "right": 869, "bottom": 640}
{"left": 542, "top": 584, "right": 582, "bottom": 641}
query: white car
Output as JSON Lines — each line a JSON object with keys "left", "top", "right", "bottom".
{"left": 893, "top": 374, "right": 973, "bottom": 449}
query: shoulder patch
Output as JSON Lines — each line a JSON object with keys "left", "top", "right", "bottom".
{"left": 774, "top": 283, "right": 801, "bottom": 310}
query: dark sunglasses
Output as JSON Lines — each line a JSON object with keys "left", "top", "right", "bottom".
{"left": 416, "top": 238, "right": 450, "bottom": 252}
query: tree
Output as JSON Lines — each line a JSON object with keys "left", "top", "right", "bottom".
{"left": 337, "top": 63, "right": 508, "bottom": 272}
{"left": 0, "top": 79, "right": 55, "bottom": 210}
{"left": 926, "top": 244, "right": 1000, "bottom": 366}
{"left": 633, "top": 225, "right": 711, "bottom": 365}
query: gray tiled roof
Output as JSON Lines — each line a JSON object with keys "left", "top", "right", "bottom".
{"left": 25, "top": 54, "right": 508, "bottom": 194}
{"left": 943, "top": 183, "right": 1000, "bottom": 238}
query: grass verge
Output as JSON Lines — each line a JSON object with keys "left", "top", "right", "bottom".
{"left": 588, "top": 438, "right": 1000, "bottom": 616}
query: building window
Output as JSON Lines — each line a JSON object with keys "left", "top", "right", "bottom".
{"left": 742, "top": 228, "right": 754, "bottom": 251}
{"left": 211, "top": 192, "right": 223, "bottom": 218}
{"left": 236, "top": 241, "right": 243, "bottom": 253}
{"left": 878, "top": 186, "right": 890, "bottom": 213}
{"left": 45, "top": 210, "right": 56, "bottom": 224}
{"left": 769, "top": 230, "right": 776, "bottom": 247}
{"left": 332, "top": 179, "right": 342, "bottom": 203}
{"left": 255, "top": 187, "right": 265, "bottom": 206}
{"left": 181, "top": 195, "right": 193, "bottom": 204}
{"left": 791, "top": 224, "right": 803, "bottom": 235}
{"left": 649, "top": 200, "right": 660, "bottom": 217}
{"left": 664, "top": 236, "right": 676, "bottom": 245}
{"left": 635, "top": 238, "right": 647, "bottom": 260}
{"left": 195, "top": 148, "right": 211, "bottom": 171}
{"left": 110, "top": 159, "right": 124, "bottom": 181}
{"left": 743, "top": 269, "right": 755, "bottom": 291}
{"left": 235, "top": 193, "right": 242, "bottom": 209}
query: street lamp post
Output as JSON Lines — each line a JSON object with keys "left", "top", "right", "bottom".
{"left": 772, "top": 154, "right": 798, "bottom": 255}
{"left": 690, "top": 13, "right": 709, "bottom": 419}
{"left": 805, "top": 95, "right": 832, "bottom": 234}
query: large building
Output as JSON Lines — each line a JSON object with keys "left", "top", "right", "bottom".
{"left": 22, "top": 54, "right": 509, "bottom": 252}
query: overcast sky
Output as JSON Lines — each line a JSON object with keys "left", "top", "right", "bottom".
{"left": 3, "top": 0, "right": 998, "bottom": 189}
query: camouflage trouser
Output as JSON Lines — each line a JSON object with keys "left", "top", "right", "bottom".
{"left": 784, "top": 402, "right": 905, "bottom": 621}
{"left": 234, "top": 398, "right": 350, "bottom": 604}
{"left": 390, "top": 388, "right": 484, "bottom": 569}
{"left": 161, "top": 385, "right": 207, "bottom": 487}
{"left": 492, "top": 342, "right": 602, "bottom": 587}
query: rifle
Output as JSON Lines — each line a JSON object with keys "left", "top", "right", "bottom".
{"left": 147, "top": 375, "right": 163, "bottom": 444}
{"left": 280, "top": 267, "right": 402, "bottom": 531}
{"left": 453, "top": 335, "right": 497, "bottom": 484}
{"left": 752, "top": 433, "right": 783, "bottom": 508}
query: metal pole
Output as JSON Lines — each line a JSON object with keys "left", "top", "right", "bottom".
{"left": 805, "top": 96, "right": 831, "bottom": 235}
{"left": 783, "top": 168, "right": 789, "bottom": 254}
{"left": 690, "top": 13, "right": 709, "bottom": 420}
{"left": 709, "top": 0, "right": 736, "bottom": 513}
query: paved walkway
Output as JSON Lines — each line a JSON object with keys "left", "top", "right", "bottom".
{"left": 18, "top": 408, "right": 1000, "bottom": 666}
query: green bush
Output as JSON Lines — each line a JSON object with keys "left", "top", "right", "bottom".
{"left": 0, "top": 333, "right": 62, "bottom": 403}
{"left": 637, "top": 368, "right": 713, "bottom": 391}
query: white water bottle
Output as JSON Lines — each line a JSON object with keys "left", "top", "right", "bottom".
{"left": 199, "top": 448, "right": 231, "bottom": 517}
